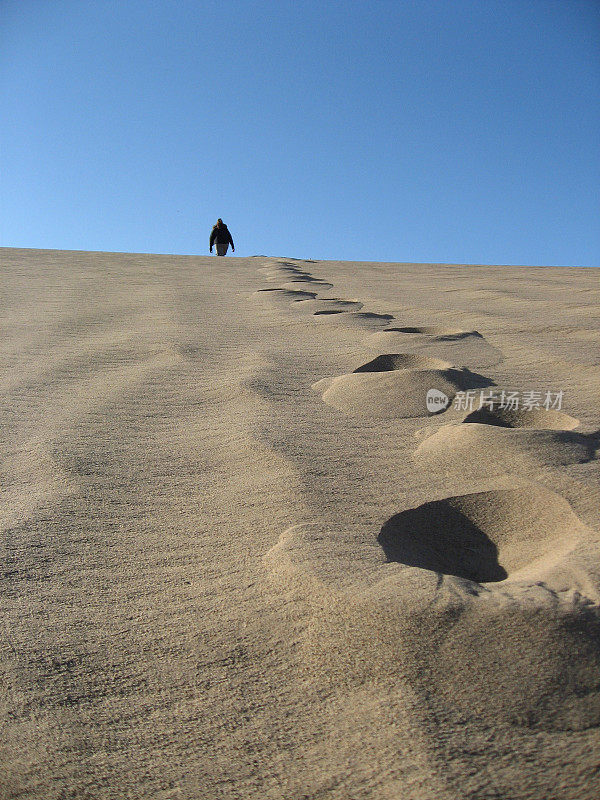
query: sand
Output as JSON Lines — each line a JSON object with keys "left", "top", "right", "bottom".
{"left": 1, "top": 247, "right": 599, "bottom": 799}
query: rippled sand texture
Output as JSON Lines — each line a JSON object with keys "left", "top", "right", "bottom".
{"left": 2, "top": 248, "right": 600, "bottom": 799}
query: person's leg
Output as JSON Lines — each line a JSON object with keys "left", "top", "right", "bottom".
{"left": 216, "top": 242, "right": 229, "bottom": 256}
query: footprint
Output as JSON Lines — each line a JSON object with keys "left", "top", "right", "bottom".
{"left": 257, "top": 264, "right": 306, "bottom": 274}
{"left": 280, "top": 274, "right": 331, "bottom": 284}
{"left": 292, "top": 299, "right": 364, "bottom": 314}
{"left": 258, "top": 266, "right": 315, "bottom": 282}
{"left": 281, "top": 280, "right": 334, "bottom": 292}
{"left": 313, "top": 311, "right": 394, "bottom": 330}
{"left": 312, "top": 358, "right": 493, "bottom": 419}
{"left": 463, "top": 405, "right": 580, "bottom": 430}
{"left": 382, "top": 326, "right": 471, "bottom": 336}
{"left": 264, "top": 489, "right": 600, "bottom": 731}
{"left": 252, "top": 288, "right": 317, "bottom": 303}
{"left": 263, "top": 272, "right": 314, "bottom": 283}
{"left": 413, "top": 424, "right": 598, "bottom": 484}
{"left": 263, "top": 260, "right": 309, "bottom": 270}
{"left": 353, "top": 354, "right": 452, "bottom": 372}
{"left": 365, "top": 327, "right": 502, "bottom": 369}
{"left": 378, "top": 486, "right": 587, "bottom": 584}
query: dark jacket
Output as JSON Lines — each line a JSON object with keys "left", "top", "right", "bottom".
{"left": 210, "top": 223, "right": 234, "bottom": 248}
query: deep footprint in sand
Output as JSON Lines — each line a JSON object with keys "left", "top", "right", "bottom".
{"left": 263, "top": 271, "right": 314, "bottom": 283}
{"left": 258, "top": 264, "right": 315, "bottom": 282}
{"left": 414, "top": 423, "right": 598, "bottom": 475}
{"left": 463, "top": 404, "right": 580, "bottom": 430}
{"left": 281, "top": 280, "right": 334, "bottom": 292}
{"left": 313, "top": 311, "right": 394, "bottom": 330}
{"left": 365, "top": 327, "right": 503, "bottom": 368}
{"left": 353, "top": 354, "right": 451, "bottom": 372}
{"left": 277, "top": 272, "right": 330, "bottom": 283}
{"left": 266, "top": 486, "right": 591, "bottom": 591}
{"left": 378, "top": 486, "right": 588, "bottom": 583}
{"left": 252, "top": 288, "right": 317, "bottom": 303}
{"left": 379, "top": 488, "right": 600, "bottom": 730}
{"left": 312, "top": 355, "right": 492, "bottom": 419}
{"left": 264, "top": 488, "right": 600, "bottom": 731}
{"left": 257, "top": 263, "right": 308, "bottom": 274}
{"left": 380, "top": 326, "right": 468, "bottom": 335}
{"left": 292, "top": 298, "right": 364, "bottom": 314}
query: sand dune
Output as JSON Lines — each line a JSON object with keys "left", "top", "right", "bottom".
{"left": 1, "top": 248, "right": 599, "bottom": 800}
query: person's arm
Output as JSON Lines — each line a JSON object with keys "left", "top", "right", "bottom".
{"left": 229, "top": 231, "right": 235, "bottom": 251}
{"left": 209, "top": 229, "right": 215, "bottom": 251}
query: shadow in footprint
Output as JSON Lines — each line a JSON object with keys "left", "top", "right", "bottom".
{"left": 378, "top": 500, "right": 508, "bottom": 583}
{"left": 430, "top": 368, "right": 491, "bottom": 390}
{"left": 296, "top": 299, "right": 364, "bottom": 314}
{"left": 437, "top": 331, "right": 484, "bottom": 341}
{"left": 463, "top": 405, "right": 580, "bottom": 431}
{"left": 274, "top": 271, "right": 313, "bottom": 279}
{"left": 283, "top": 282, "right": 334, "bottom": 294}
{"left": 352, "top": 354, "right": 493, "bottom": 390}
{"left": 384, "top": 326, "right": 476, "bottom": 336}
{"left": 387, "top": 326, "right": 430, "bottom": 334}
{"left": 255, "top": 288, "right": 317, "bottom": 301}
{"left": 314, "top": 310, "right": 393, "bottom": 321}
{"left": 286, "top": 275, "right": 328, "bottom": 283}
{"left": 354, "top": 354, "right": 451, "bottom": 372}
{"left": 379, "top": 502, "right": 508, "bottom": 583}
{"left": 379, "top": 487, "right": 587, "bottom": 584}
{"left": 355, "top": 313, "right": 394, "bottom": 323}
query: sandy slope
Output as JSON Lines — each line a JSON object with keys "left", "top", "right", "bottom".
{"left": 1, "top": 247, "right": 599, "bottom": 800}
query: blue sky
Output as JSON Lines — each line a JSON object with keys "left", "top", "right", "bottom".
{"left": 1, "top": 0, "right": 598, "bottom": 265}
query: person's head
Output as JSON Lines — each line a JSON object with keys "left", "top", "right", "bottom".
{"left": 217, "top": 218, "right": 223, "bottom": 227}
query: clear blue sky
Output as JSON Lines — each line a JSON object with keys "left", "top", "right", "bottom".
{"left": 1, "top": 0, "right": 599, "bottom": 265}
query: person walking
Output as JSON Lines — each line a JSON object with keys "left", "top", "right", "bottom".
{"left": 209, "top": 219, "right": 235, "bottom": 256}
